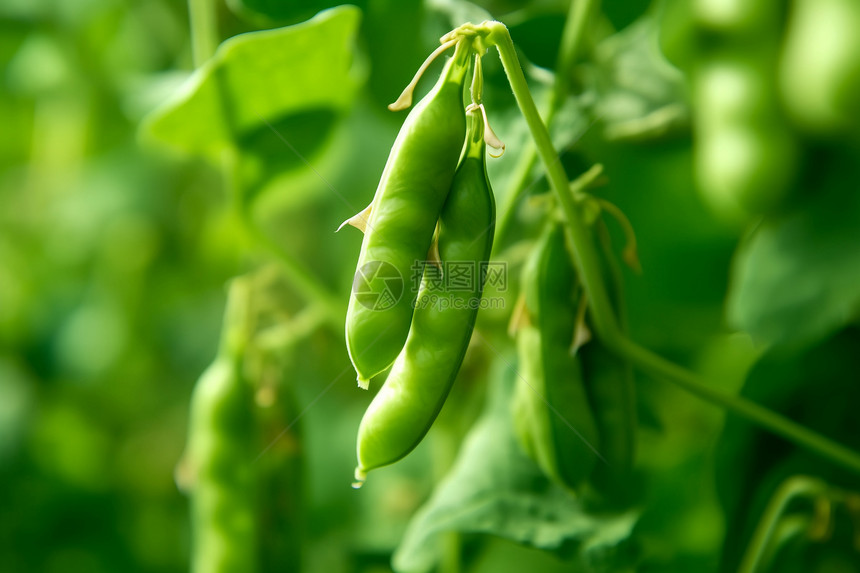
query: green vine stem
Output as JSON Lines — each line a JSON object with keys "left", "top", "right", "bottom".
{"left": 481, "top": 21, "right": 860, "bottom": 475}
{"left": 614, "top": 338, "right": 860, "bottom": 474}
{"left": 188, "top": 0, "right": 219, "bottom": 67}
{"left": 495, "top": 0, "right": 600, "bottom": 243}
{"left": 222, "top": 147, "right": 345, "bottom": 329}
{"left": 485, "top": 21, "right": 620, "bottom": 341}
{"left": 758, "top": 515, "right": 813, "bottom": 570}
{"left": 219, "top": 275, "right": 254, "bottom": 360}
{"left": 255, "top": 306, "right": 329, "bottom": 353}
{"left": 436, "top": 424, "right": 463, "bottom": 573}
{"left": 552, "top": 0, "right": 599, "bottom": 112}
{"left": 737, "top": 475, "right": 839, "bottom": 573}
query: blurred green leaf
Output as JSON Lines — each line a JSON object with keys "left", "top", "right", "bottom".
{"left": 227, "top": 0, "right": 353, "bottom": 22}
{"left": 0, "top": 0, "right": 106, "bottom": 26}
{"left": 589, "top": 11, "right": 688, "bottom": 142}
{"left": 392, "top": 358, "right": 639, "bottom": 573}
{"left": 226, "top": 0, "right": 301, "bottom": 21}
{"left": 0, "top": 358, "right": 33, "bottom": 462}
{"left": 141, "top": 5, "right": 365, "bottom": 161}
{"left": 6, "top": 33, "right": 72, "bottom": 94}
{"left": 427, "top": 0, "right": 493, "bottom": 30}
{"left": 656, "top": 0, "right": 695, "bottom": 71}
{"left": 727, "top": 176, "right": 860, "bottom": 349}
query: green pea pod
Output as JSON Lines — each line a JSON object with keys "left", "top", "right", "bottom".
{"left": 580, "top": 341, "right": 636, "bottom": 498}
{"left": 255, "top": 372, "right": 303, "bottom": 573}
{"left": 345, "top": 42, "right": 470, "bottom": 387}
{"left": 186, "top": 281, "right": 257, "bottom": 573}
{"left": 779, "top": 0, "right": 860, "bottom": 134}
{"left": 578, "top": 211, "right": 638, "bottom": 505}
{"left": 579, "top": 231, "right": 637, "bottom": 501}
{"left": 512, "top": 222, "right": 601, "bottom": 491}
{"left": 354, "top": 105, "right": 495, "bottom": 482}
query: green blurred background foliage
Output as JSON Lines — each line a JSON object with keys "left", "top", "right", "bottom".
{"left": 2, "top": 0, "right": 859, "bottom": 572}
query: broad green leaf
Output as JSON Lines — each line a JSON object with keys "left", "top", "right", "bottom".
{"left": 727, "top": 176, "right": 860, "bottom": 349}
{"left": 392, "top": 358, "right": 639, "bottom": 573}
{"left": 140, "top": 6, "right": 364, "bottom": 161}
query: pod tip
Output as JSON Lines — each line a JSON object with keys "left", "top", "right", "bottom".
{"left": 351, "top": 466, "right": 368, "bottom": 489}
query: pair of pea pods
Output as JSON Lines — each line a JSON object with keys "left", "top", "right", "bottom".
{"left": 345, "top": 41, "right": 496, "bottom": 483}
{"left": 347, "top": 39, "right": 636, "bottom": 493}
{"left": 511, "top": 220, "right": 636, "bottom": 497}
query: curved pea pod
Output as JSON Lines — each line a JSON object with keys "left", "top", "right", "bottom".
{"left": 345, "top": 42, "right": 470, "bottom": 387}
{"left": 186, "top": 282, "right": 257, "bottom": 573}
{"left": 354, "top": 106, "right": 495, "bottom": 482}
{"left": 511, "top": 222, "right": 601, "bottom": 491}
{"left": 779, "top": 0, "right": 860, "bottom": 134}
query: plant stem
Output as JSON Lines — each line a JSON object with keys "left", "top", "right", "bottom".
{"left": 222, "top": 148, "right": 345, "bottom": 329}
{"left": 256, "top": 306, "right": 329, "bottom": 352}
{"left": 188, "top": 0, "right": 219, "bottom": 67}
{"left": 738, "top": 476, "right": 828, "bottom": 573}
{"left": 239, "top": 215, "right": 344, "bottom": 329}
{"left": 614, "top": 337, "right": 860, "bottom": 474}
{"left": 484, "top": 20, "right": 860, "bottom": 476}
{"left": 440, "top": 532, "right": 461, "bottom": 573}
{"left": 486, "top": 21, "right": 619, "bottom": 342}
{"left": 219, "top": 276, "right": 254, "bottom": 360}
{"left": 494, "top": 0, "right": 600, "bottom": 243}
{"left": 552, "top": 0, "right": 600, "bottom": 110}
{"left": 494, "top": 145, "right": 538, "bottom": 244}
